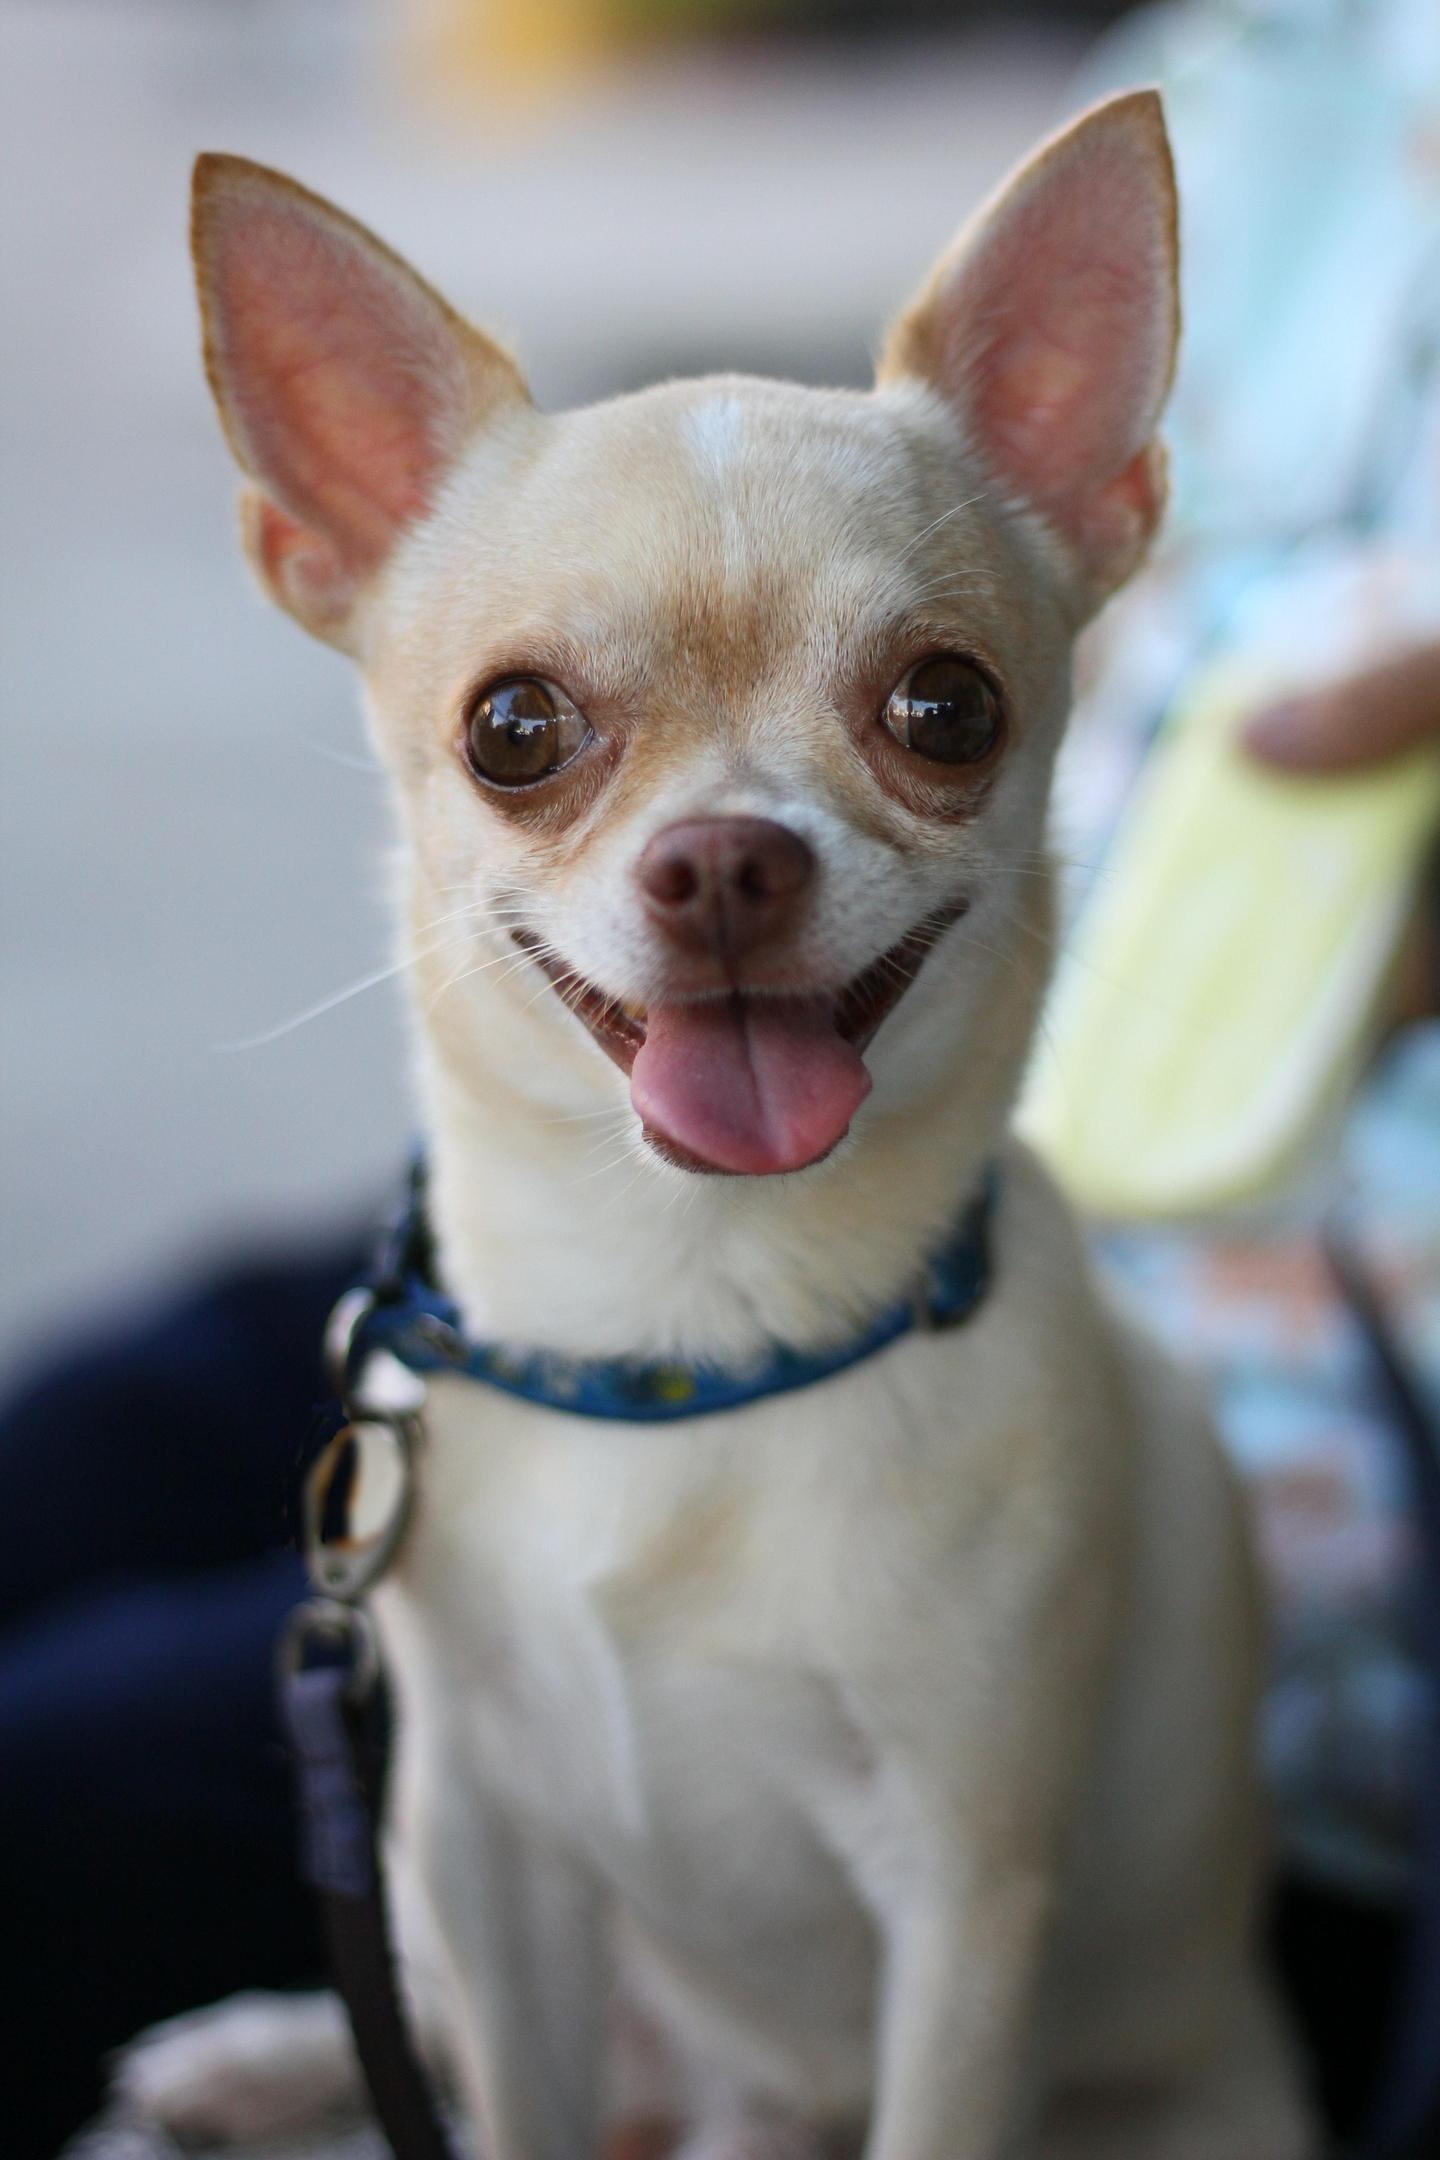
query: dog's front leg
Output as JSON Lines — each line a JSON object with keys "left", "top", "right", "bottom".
{"left": 864, "top": 1853, "right": 1052, "bottom": 2160}
{"left": 845, "top": 1572, "right": 1108, "bottom": 2160}
{"left": 415, "top": 1778, "right": 607, "bottom": 2160}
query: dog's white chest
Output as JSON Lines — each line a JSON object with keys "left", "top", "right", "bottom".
{"left": 374, "top": 1358, "right": 949, "bottom": 2027}
{"left": 387, "top": 1370, "right": 881, "bottom": 1796}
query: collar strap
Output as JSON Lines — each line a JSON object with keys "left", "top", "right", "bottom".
{"left": 338, "top": 1164, "right": 999, "bottom": 1425}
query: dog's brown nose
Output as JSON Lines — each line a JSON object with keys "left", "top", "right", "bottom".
{"left": 636, "top": 817, "right": 814, "bottom": 960}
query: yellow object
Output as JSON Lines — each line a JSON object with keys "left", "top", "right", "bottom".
{"left": 412, "top": 0, "right": 616, "bottom": 101}
{"left": 1018, "top": 669, "right": 1440, "bottom": 1219}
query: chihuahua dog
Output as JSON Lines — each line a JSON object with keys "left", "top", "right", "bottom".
{"left": 119, "top": 92, "right": 1314, "bottom": 2160}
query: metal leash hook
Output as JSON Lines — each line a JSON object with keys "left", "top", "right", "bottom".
{"left": 278, "top": 1347, "right": 422, "bottom": 1910}
{"left": 280, "top": 1593, "right": 380, "bottom": 1695}
{"left": 300, "top": 1404, "right": 424, "bottom": 1605}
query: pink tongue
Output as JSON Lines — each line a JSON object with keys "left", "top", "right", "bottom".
{"left": 631, "top": 995, "right": 871, "bottom": 1175}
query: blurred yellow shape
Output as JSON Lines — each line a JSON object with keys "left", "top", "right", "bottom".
{"left": 1018, "top": 668, "right": 1440, "bottom": 1219}
{"left": 412, "top": 0, "right": 617, "bottom": 100}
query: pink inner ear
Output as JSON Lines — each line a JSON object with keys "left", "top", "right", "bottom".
{"left": 938, "top": 122, "right": 1175, "bottom": 552}
{"left": 248, "top": 495, "right": 353, "bottom": 632}
{"left": 207, "top": 196, "right": 468, "bottom": 575}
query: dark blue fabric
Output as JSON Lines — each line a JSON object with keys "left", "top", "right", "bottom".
{"left": 0, "top": 1242, "right": 361, "bottom": 2159}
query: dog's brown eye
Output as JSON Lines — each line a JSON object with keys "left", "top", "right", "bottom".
{"left": 464, "top": 678, "right": 590, "bottom": 788}
{"left": 882, "top": 657, "right": 1002, "bottom": 766}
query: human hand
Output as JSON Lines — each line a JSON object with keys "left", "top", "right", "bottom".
{"left": 1245, "top": 637, "right": 1440, "bottom": 771}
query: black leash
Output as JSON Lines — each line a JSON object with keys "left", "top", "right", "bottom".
{"left": 280, "top": 1601, "right": 460, "bottom": 2160}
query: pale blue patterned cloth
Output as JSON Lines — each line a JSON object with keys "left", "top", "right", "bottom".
{"left": 1063, "top": 0, "right": 1440, "bottom": 1891}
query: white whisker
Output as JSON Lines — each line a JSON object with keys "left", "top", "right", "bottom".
{"left": 907, "top": 577, "right": 992, "bottom": 608}
{"left": 297, "top": 737, "right": 386, "bottom": 775}
{"left": 216, "top": 939, "right": 454, "bottom": 1052}
{"left": 892, "top": 490, "right": 989, "bottom": 570}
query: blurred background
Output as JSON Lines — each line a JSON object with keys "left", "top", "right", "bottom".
{"left": 0, "top": 0, "right": 1122, "bottom": 1371}
{"left": 3, "top": 2, "right": 1437, "bottom": 2155}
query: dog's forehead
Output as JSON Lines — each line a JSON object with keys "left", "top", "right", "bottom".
{"left": 559, "top": 374, "right": 915, "bottom": 518}
{"left": 378, "top": 369, "right": 1071, "bottom": 742}
{"left": 433, "top": 376, "right": 963, "bottom": 635}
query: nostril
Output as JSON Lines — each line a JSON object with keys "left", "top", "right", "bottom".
{"left": 736, "top": 854, "right": 769, "bottom": 901}
{"left": 646, "top": 856, "right": 700, "bottom": 907}
{"left": 740, "top": 834, "right": 811, "bottom": 900}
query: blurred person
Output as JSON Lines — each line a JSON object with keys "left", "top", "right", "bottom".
{"left": 1044, "top": 0, "right": 1440, "bottom": 2147}
{"left": 0, "top": 1244, "right": 360, "bottom": 2157}
{"left": 1245, "top": 638, "right": 1440, "bottom": 771}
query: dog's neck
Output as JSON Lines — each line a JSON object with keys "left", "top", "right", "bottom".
{"left": 406, "top": 877, "right": 1051, "bottom": 1367}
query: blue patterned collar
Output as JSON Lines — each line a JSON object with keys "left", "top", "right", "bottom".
{"left": 335, "top": 1163, "right": 999, "bottom": 1425}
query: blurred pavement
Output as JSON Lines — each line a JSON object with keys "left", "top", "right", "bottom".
{"left": 0, "top": 0, "right": 1079, "bottom": 1369}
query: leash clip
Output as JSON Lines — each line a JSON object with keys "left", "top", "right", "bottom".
{"left": 278, "top": 1594, "right": 380, "bottom": 1702}
{"left": 325, "top": 1285, "right": 378, "bottom": 1400}
{"left": 302, "top": 1404, "right": 423, "bottom": 1605}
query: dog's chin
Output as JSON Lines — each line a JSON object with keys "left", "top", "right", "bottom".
{"left": 510, "top": 901, "right": 965, "bottom": 1178}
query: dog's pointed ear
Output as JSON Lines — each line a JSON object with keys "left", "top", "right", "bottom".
{"left": 191, "top": 154, "right": 528, "bottom": 647}
{"left": 877, "top": 90, "right": 1179, "bottom": 609}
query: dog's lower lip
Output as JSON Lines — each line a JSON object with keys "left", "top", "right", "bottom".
{"left": 508, "top": 900, "right": 967, "bottom": 1076}
{"left": 831, "top": 897, "right": 969, "bottom": 1053}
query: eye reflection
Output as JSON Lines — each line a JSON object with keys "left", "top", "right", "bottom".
{"left": 882, "top": 656, "right": 1003, "bottom": 766}
{"left": 464, "top": 678, "right": 591, "bottom": 787}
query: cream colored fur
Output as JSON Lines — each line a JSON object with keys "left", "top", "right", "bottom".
{"left": 117, "top": 94, "right": 1316, "bottom": 2159}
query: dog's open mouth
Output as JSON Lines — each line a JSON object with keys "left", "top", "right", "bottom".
{"left": 510, "top": 902, "right": 965, "bottom": 1177}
